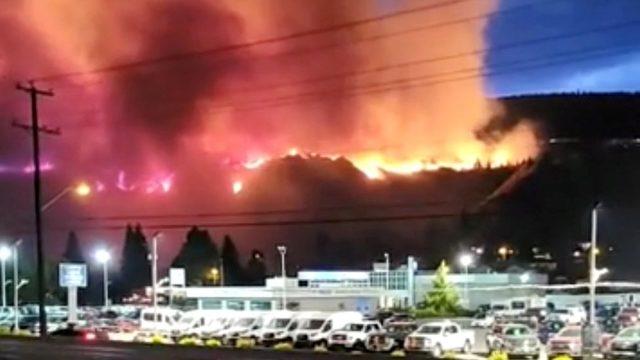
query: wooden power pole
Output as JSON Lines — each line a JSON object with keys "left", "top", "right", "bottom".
{"left": 14, "top": 81, "right": 58, "bottom": 338}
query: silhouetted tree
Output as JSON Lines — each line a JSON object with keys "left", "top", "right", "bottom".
{"left": 62, "top": 231, "right": 85, "bottom": 263}
{"left": 116, "top": 224, "right": 150, "bottom": 299}
{"left": 171, "top": 227, "right": 219, "bottom": 285}
{"left": 245, "top": 249, "right": 266, "bottom": 285}
{"left": 221, "top": 235, "right": 244, "bottom": 285}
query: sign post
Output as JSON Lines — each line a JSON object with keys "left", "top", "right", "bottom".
{"left": 59, "top": 263, "right": 87, "bottom": 324}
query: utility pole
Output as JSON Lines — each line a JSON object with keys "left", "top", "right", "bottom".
{"left": 14, "top": 81, "right": 57, "bottom": 338}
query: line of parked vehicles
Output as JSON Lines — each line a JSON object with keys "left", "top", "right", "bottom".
{"left": 471, "top": 297, "right": 640, "bottom": 359}
{"left": 4, "top": 299, "right": 640, "bottom": 358}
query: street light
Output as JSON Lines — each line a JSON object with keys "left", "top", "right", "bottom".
{"left": 384, "top": 252, "right": 391, "bottom": 309}
{"left": 94, "top": 249, "right": 111, "bottom": 309}
{"left": 11, "top": 239, "right": 22, "bottom": 333}
{"left": 277, "top": 245, "right": 287, "bottom": 310}
{"left": 150, "top": 232, "right": 162, "bottom": 331}
{"left": 458, "top": 253, "right": 473, "bottom": 308}
{"left": 41, "top": 181, "right": 91, "bottom": 212}
{"left": 0, "top": 245, "right": 10, "bottom": 308}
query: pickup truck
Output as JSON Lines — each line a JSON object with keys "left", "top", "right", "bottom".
{"left": 327, "top": 321, "right": 385, "bottom": 351}
{"left": 404, "top": 321, "right": 474, "bottom": 357}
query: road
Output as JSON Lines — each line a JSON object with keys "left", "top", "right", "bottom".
{"left": 0, "top": 337, "right": 457, "bottom": 360}
{"left": 0, "top": 329, "right": 493, "bottom": 359}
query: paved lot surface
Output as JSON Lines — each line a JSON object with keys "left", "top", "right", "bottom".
{"left": 0, "top": 337, "right": 468, "bottom": 360}
{"left": 0, "top": 329, "right": 494, "bottom": 360}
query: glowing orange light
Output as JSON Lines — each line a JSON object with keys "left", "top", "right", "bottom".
{"left": 288, "top": 148, "right": 299, "bottom": 156}
{"left": 74, "top": 182, "right": 91, "bottom": 196}
{"left": 232, "top": 180, "right": 243, "bottom": 194}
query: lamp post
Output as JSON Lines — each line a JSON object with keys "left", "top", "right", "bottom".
{"left": 12, "top": 239, "right": 22, "bottom": 333}
{"left": 41, "top": 182, "right": 91, "bottom": 212}
{"left": 458, "top": 253, "right": 473, "bottom": 308}
{"left": 384, "top": 252, "right": 390, "bottom": 308}
{"left": 94, "top": 249, "right": 111, "bottom": 309}
{"left": 277, "top": 245, "right": 287, "bottom": 310}
{"left": 0, "top": 245, "right": 10, "bottom": 308}
{"left": 150, "top": 232, "right": 161, "bottom": 330}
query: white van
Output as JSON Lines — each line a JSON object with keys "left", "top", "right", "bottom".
{"left": 292, "top": 312, "right": 331, "bottom": 348}
{"left": 139, "top": 307, "right": 183, "bottom": 336}
{"left": 219, "top": 311, "right": 266, "bottom": 345}
{"left": 171, "top": 310, "right": 231, "bottom": 339}
{"left": 309, "top": 311, "right": 364, "bottom": 347}
{"left": 257, "top": 311, "right": 298, "bottom": 346}
{"left": 198, "top": 311, "right": 238, "bottom": 340}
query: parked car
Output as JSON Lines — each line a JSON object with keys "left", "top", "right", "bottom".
{"left": 617, "top": 308, "right": 640, "bottom": 329}
{"left": 365, "top": 322, "right": 418, "bottom": 352}
{"left": 50, "top": 324, "right": 109, "bottom": 342}
{"left": 538, "top": 320, "right": 565, "bottom": 344}
{"left": 606, "top": 326, "right": 640, "bottom": 359}
{"left": 548, "top": 307, "right": 585, "bottom": 325}
{"left": 327, "top": 320, "right": 384, "bottom": 351}
{"left": 471, "top": 312, "right": 496, "bottom": 328}
{"left": 384, "top": 322, "right": 419, "bottom": 349}
{"left": 404, "top": 321, "right": 474, "bottom": 357}
{"left": 382, "top": 313, "right": 414, "bottom": 326}
{"left": 548, "top": 326, "right": 585, "bottom": 357}
{"left": 487, "top": 323, "right": 540, "bottom": 357}
{"left": 524, "top": 307, "right": 548, "bottom": 323}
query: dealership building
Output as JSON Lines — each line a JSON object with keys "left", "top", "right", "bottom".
{"left": 160, "top": 256, "right": 548, "bottom": 315}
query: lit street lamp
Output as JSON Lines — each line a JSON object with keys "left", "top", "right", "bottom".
{"left": 0, "top": 245, "right": 10, "bottom": 308}
{"left": 384, "top": 252, "right": 390, "bottom": 309}
{"left": 41, "top": 182, "right": 91, "bottom": 212}
{"left": 94, "top": 249, "right": 111, "bottom": 309}
{"left": 458, "top": 253, "right": 473, "bottom": 308}
{"left": 12, "top": 239, "right": 22, "bottom": 333}
{"left": 277, "top": 245, "right": 287, "bottom": 310}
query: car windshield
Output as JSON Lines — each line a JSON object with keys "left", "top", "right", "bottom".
{"left": 505, "top": 326, "right": 530, "bottom": 336}
{"left": 621, "top": 308, "right": 639, "bottom": 315}
{"left": 300, "top": 319, "right": 326, "bottom": 330}
{"left": 388, "top": 324, "right": 417, "bottom": 333}
{"left": 344, "top": 323, "right": 364, "bottom": 331}
{"left": 418, "top": 325, "right": 441, "bottom": 334}
{"left": 474, "top": 313, "right": 486, "bottom": 319}
{"left": 268, "top": 318, "right": 290, "bottom": 329}
{"left": 180, "top": 317, "right": 193, "bottom": 324}
{"left": 554, "top": 309, "right": 569, "bottom": 314}
{"left": 235, "top": 318, "right": 255, "bottom": 327}
{"left": 558, "top": 328, "right": 581, "bottom": 337}
{"left": 492, "top": 305, "right": 507, "bottom": 310}
{"left": 618, "top": 328, "right": 640, "bottom": 338}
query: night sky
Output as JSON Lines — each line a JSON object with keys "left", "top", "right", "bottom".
{"left": 485, "top": 0, "right": 640, "bottom": 95}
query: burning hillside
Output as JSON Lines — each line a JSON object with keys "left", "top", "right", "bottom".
{"left": 0, "top": 0, "right": 538, "bottom": 197}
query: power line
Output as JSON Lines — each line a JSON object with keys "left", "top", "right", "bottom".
{"left": 47, "top": 18, "right": 640, "bottom": 121}
{"left": 79, "top": 200, "right": 454, "bottom": 222}
{"left": 43, "top": 0, "right": 558, "bottom": 90}
{"left": 205, "top": 42, "right": 640, "bottom": 113}
{"left": 32, "top": 0, "right": 475, "bottom": 82}
{"left": 68, "top": 210, "right": 481, "bottom": 232}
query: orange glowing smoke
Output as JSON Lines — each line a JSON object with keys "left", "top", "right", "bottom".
{"left": 13, "top": 0, "right": 539, "bottom": 186}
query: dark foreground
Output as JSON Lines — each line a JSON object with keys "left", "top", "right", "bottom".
{"left": 0, "top": 337, "right": 419, "bottom": 360}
